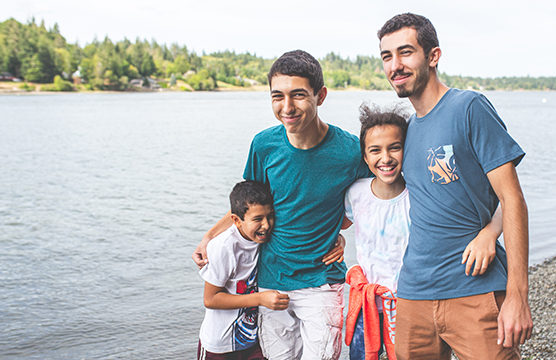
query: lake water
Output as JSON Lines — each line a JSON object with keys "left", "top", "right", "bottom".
{"left": 1, "top": 91, "right": 555, "bottom": 359}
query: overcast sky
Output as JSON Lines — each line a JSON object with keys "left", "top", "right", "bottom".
{"left": 4, "top": 0, "right": 555, "bottom": 78}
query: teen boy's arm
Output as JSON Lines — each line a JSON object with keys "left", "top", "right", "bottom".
{"left": 487, "top": 161, "right": 533, "bottom": 348}
{"left": 192, "top": 211, "right": 233, "bottom": 268}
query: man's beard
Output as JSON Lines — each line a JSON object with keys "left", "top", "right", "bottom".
{"left": 392, "top": 65, "right": 429, "bottom": 98}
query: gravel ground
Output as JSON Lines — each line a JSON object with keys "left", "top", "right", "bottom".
{"left": 520, "top": 256, "right": 556, "bottom": 360}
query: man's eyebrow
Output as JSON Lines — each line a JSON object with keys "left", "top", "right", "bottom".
{"left": 397, "top": 44, "right": 416, "bottom": 51}
{"left": 380, "top": 44, "right": 417, "bottom": 56}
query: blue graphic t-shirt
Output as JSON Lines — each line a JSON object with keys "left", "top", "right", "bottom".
{"left": 244, "top": 124, "right": 369, "bottom": 290}
{"left": 399, "top": 88, "right": 525, "bottom": 300}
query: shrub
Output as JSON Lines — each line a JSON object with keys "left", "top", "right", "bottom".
{"left": 19, "top": 83, "right": 36, "bottom": 91}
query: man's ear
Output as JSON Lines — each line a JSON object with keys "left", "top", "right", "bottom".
{"left": 317, "top": 86, "right": 328, "bottom": 106}
{"left": 428, "top": 47, "right": 441, "bottom": 68}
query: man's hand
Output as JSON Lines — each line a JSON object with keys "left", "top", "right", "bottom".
{"left": 497, "top": 292, "right": 533, "bottom": 347}
{"left": 259, "top": 290, "right": 290, "bottom": 310}
{"left": 461, "top": 233, "right": 496, "bottom": 276}
{"left": 322, "top": 234, "right": 346, "bottom": 265}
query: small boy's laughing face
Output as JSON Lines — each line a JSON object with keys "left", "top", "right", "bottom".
{"left": 363, "top": 124, "right": 404, "bottom": 186}
{"left": 233, "top": 204, "right": 274, "bottom": 244}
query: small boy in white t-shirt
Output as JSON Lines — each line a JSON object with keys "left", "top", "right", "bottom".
{"left": 325, "top": 104, "right": 502, "bottom": 360}
{"left": 198, "top": 181, "right": 290, "bottom": 360}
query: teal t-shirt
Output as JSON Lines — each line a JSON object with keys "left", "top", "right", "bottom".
{"left": 243, "top": 124, "right": 369, "bottom": 290}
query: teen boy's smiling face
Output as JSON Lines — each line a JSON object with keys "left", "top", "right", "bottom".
{"left": 233, "top": 204, "right": 274, "bottom": 244}
{"left": 270, "top": 75, "right": 325, "bottom": 135}
{"left": 363, "top": 124, "right": 404, "bottom": 187}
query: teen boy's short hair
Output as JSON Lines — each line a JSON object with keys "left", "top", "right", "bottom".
{"left": 359, "top": 103, "right": 409, "bottom": 156}
{"left": 377, "top": 13, "right": 439, "bottom": 59}
{"left": 267, "top": 50, "right": 324, "bottom": 94}
{"left": 230, "top": 181, "right": 273, "bottom": 220}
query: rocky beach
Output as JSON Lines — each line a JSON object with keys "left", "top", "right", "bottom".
{"left": 521, "top": 256, "right": 555, "bottom": 360}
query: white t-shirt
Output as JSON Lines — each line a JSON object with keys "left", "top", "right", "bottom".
{"left": 199, "top": 224, "right": 260, "bottom": 353}
{"left": 344, "top": 178, "right": 411, "bottom": 310}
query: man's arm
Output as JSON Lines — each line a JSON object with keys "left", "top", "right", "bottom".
{"left": 486, "top": 161, "right": 533, "bottom": 347}
{"left": 192, "top": 211, "right": 233, "bottom": 268}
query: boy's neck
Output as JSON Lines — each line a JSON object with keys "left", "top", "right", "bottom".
{"left": 286, "top": 118, "right": 329, "bottom": 150}
{"left": 235, "top": 225, "right": 255, "bottom": 243}
{"left": 371, "top": 177, "right": 406, "bottom": 200}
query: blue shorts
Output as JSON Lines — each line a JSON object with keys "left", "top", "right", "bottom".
{"left": 349, "top": 310, "right": 384, "bottom": 360}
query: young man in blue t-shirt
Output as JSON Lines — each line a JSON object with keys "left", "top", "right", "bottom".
{"left": 193, "top": 50, "right": 369, "bottom": 359}
{"left": 378, "top": 13, "right": 533, "bottom": 359}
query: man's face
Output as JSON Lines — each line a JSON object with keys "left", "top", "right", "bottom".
{"left": 270, "top": 74, "right": 325, "bottom": 135}
{"left": 380, "top": 27, "right": 430, "bottom": 98}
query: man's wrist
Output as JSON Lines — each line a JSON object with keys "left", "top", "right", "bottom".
{"left": 506, "top": 282, "right": 529, "bottom": 298}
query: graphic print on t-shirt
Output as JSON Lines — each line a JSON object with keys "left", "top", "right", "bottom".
{"left": 232, "top": 268, "right": 258, "bottom": 351}
{"left": 427, "top": 145, "right": 459, "bottom": 184}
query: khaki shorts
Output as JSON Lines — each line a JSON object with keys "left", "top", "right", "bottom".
{"left": 396, "top": 291, "right": 521, "bottom": 360}
{"left": 258, "top": 283, "right": 344, "bottom": 360}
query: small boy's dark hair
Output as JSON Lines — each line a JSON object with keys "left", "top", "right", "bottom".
{"left": 267, "top": 50, "right": 324, "bottom": 95}
{"left": 230, "top": 181, "right": 273, "bottom": 220}
{"left": 377, "top": 13, "right": 439, "bottom": 60}
{"left": 359, "top": 103, "right": 409, "bottom": 156}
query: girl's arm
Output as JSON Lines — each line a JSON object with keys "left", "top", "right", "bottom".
{"left": 461, "top": 206, "right": 502, "bottom": 276}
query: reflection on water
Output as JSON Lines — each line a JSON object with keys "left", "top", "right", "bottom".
{"left": 0, "top": 91, "right": 554, "bottom": 359}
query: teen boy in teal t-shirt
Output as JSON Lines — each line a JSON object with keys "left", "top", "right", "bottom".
{"left": 193, "top": 50, "right": 368, "bottom": 359}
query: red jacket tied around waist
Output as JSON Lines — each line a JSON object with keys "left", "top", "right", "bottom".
{"left": 345, "top": 265, "right": 397, "bottom": 360}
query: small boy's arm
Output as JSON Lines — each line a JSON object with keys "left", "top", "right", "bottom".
{"left": 192, "top": 211, "right": 233, "bottom": 268}
{"left": 203, "top": 282, "right": 289, "bottom": 310}
{"left": 462, "top": 206, "right": 502, "bottom": 276}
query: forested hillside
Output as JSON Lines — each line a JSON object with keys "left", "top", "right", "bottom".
{"left": 1, "top": 18, "right": 554, "bottom": 91}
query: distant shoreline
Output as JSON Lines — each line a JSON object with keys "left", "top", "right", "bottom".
{"left": 2, "top": 81, "right": 555, "bottom": 95}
